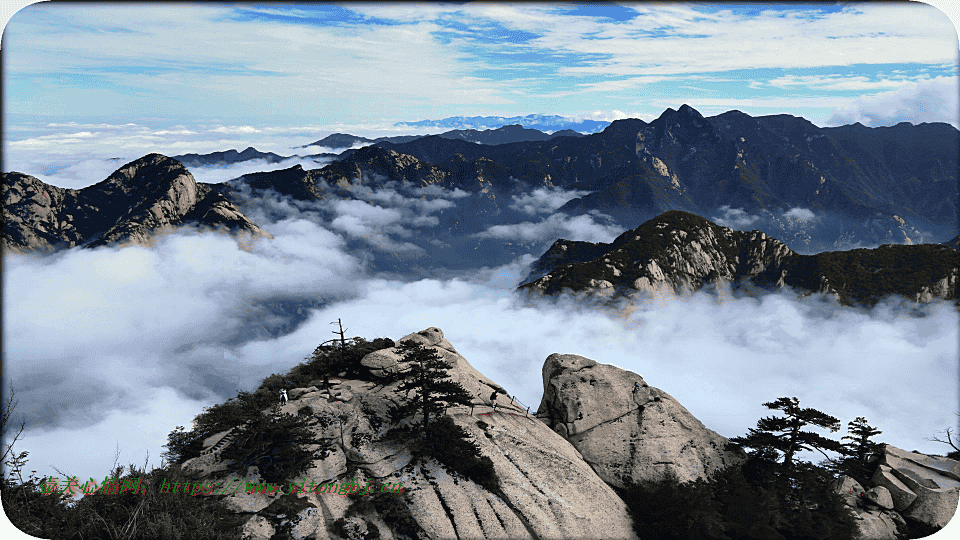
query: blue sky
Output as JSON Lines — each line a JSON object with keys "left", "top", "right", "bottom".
{"left": 2, "top": 1, "right": 959, "bottom": 178}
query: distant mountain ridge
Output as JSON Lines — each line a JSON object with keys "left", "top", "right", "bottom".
{"left": 4, "top": 106, "right": 956, "bottom": 286}
{"left": 172, "top": 147, "right": 289, "bottom": 168}
{"left": 394, "top": 113, "right": 609, "bottom": 132}
{"left": 304, "top": 124, "right": 585, "bottom": 150}
{"left": 374, "top": 104, "right": 958, "bottom": 253}
{"left": 520, "top": 210, "right": 959, "bottom": 307}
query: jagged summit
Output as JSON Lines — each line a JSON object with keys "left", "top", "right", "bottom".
{"left": 181, "top": 327, "right": 653, "bottom": 540}
{"left": 175, "top": 326, "right": 760, "bottom": 539}
{"left": 520, "top": 210, "right": 958, "bottom": 307}
{"left": 1, "top": 154, "right": 267, "bottom": 252}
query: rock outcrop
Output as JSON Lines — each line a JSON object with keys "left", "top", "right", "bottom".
{"left": 832, "top": 444, "right": 960, "bottom": 539}
{"left": 873, "top": 445, "right": 960, "bottom": 530}
{"left": 2, "top": 154, "right": 268, "bottom": 252}
{"left": 520, "top": 210, "right": 960, "bottom": 308}
{"left": 833, "top": 475, "right": 905, "bottom": 540}
{"left": 536, "top": 352, "right": 746, "bottom": 488}
{"left": 182, "top": 328, "right": 640, "bottom": 540}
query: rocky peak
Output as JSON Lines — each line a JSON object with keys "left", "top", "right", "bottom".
{"left": 182, "top": 327, "right": 641, "bottom": 540}
{"left": 537, "top": 352, "right": 746, "bottom": 488}
{"left": 2, "top": 154, "right": 267, "bottom": 252}
{"left": 521, "top": 210, "right": 796, "bottom": 298}
{"left": 238, "top": 164, "right": 324, "bottom": 201}
{"left": 521, "top": 210, "right": 959, "bottom": 307}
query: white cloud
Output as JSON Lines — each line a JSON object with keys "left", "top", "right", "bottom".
{"left": 3, "top": 220, "right": 366, "bottom": 482}
{"left": 509, "top": 186, "right": 590, "bottom": 215}
{"left": 767, "top": 74, "right": 921, "bottom": 91}
{"left": 476, "top": 211, "right": 621, "bottom": 244}
{"left": 711, "top": 205, "right": 760, "bottom": 230}
{"left": 209, "top": 126, "right": 262, "bottom": 134}
{"left": 784, "top": 207, "right": 817, "bottom": 221}
{"left": 3, "top": 180, "right": 955, "bottom": 502}
{"left": 826, "top": 76, "right": 960, "bottom": 128}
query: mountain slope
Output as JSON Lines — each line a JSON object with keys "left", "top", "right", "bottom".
{"left": 377, "top": 105, "right": 956, "bottom": 252}
{"left": 2, "top": 154, "right": 267, "bottom": 252}
{"left": 181, "top": 327, "right": 641, "bottom": 540}
{"left": 519, "top": 210, "right": 959, "bottom": 307}
{"left": 172, "top": 147, "right": 289, "bottom": 168}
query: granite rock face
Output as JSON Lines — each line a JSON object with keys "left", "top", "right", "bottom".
{"left": 182, "top": 328, "right": 639, "bottom": 540}
{"left": 873, "top": 445, "right": 960, "bottom": 530}
{"left": 834, "top": 445, "right": 960, "bottom": 538}
{"left": 536, "top": 352, "right": 746, "bottom": 488}
{"left": 520, "top": 210, "right": 960, "bottom": 307}
{"left": 2, "top": 154, "right": 268, "bottom": 253}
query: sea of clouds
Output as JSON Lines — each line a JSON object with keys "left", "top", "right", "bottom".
{"left": 2, "top": 144, "right": 957, "bottom": 494}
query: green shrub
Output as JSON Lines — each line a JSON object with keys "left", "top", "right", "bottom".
{"left": 619, "top": 457, "right": 858, "bottom": 540}
{"left": 618, "top": 470, "right": 726, "bottom": 540}
{"left": 345, "top": 490, "right": 420, "bottom": 540}
{"left": 219, "top": 412, "right": 330, "bottom": 485}
{"left": 305, "top": 337, "right": 395, "bottom": 380}
{"left": 3, "top": 462, "right": 247, "bottom": 540}
{"left": 425, "top": 415, "right": 500, "bottom": 493}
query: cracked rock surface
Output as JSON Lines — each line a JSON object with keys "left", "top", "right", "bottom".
{"left": 537, "top": 352, "right": 746, "bottom": 488}
{"left": 183, "top": 327, "right": 638, "bottom": 540}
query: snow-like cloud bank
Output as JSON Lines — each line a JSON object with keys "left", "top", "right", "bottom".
{"left": 509, "top": 186, "right": 591, "bottom": 216}
{"left": 475, "top": 211, "right": 622, "bottom": 244}
{"left": 827, "top": 76, "right": 960, "bottom": 128}
{"left": 784, "top": 207, "right": 817, "bottom": 221}
{"left": 711, "top": 205, "right": 760, "bottom": 229}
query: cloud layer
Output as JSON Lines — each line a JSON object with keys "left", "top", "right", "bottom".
{"left": 4, "top": 180, "right": 956, "bottom": 487}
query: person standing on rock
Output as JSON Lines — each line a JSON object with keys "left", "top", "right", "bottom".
{"left": 279, "top": 388, "right": 288, "bottom": 406}
{"left": 490, "top": 390, "right": 498, "bottom": 411}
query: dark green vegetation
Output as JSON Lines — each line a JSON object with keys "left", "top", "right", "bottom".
{"left": 218, "top": 411, "right": 329, "bottom": 485}
{"left": 521, "top": 210, "right": 959, "bottom": 308}
{"left": 731, "top": 397, "right": 843, "bottom": 467}
{"left": 162, "top": 330, "right": 394, "bottom": 466}
{"left": 619, "top": 458, "right": 858, "bottom": 540}
{"left": 386, "top": 341, "right": 474, "bottom": 431}
{"left": 2, "top": 390, "right": 245, "bottom": 540}
{"left": 383, "top": 340, "right": 501, "bottom": 493}
{"left": 828, "top": 417, "right": 885, "bottom": 488}
{"left": 621, "top": 396, "right": 952, "bottom": 540}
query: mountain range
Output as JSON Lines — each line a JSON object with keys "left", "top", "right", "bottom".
{"left": 304, "top": 124, "right": 584, "bottom": 150}
{"left": 363, "top": 105, "right": 958, "bottom": 254}
{"left": 392, "top": 113, "right": 609, "bottom": 132}
{"left": 519, "top": 210, "right": 959, "bottom": 308}
{"left": 3, "top": 105, "right": 957, "bottom": 306}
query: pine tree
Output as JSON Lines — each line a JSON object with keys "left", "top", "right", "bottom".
{"left": 389, "top": 341, "right": 473, "bottom": 434}
{"left": 831, "top": 416, "right": 883, "bottom": 485}
{"left": 731, "top": 397, "right": 843, "bottom": 467}
{"left": 842, "top": 416, "right": 883, "bottom": 463}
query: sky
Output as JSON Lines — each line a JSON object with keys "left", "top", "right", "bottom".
{"left": 2, "top": 1, "right": 959, "bottom": 186}
{"left": 2, "top": 2, "right": 960, "bottom": 538}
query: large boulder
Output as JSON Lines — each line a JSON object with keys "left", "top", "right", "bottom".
{"left": 875, "top": 445, "right": 960, "bottom": 530}
{"left": 851, "top": 508, "right": 901, "bottom": 540}
{"left": 872, "top": 465, "right": 918, "bottom": 511}
{"left": 865, "top": 486, "right": 896, "bottom": 511}
{"left": 536, "top": 353, "right": 746, "bottom": 488}
{"left": 834, "top": 475, "right": 866, "bottom": 507}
